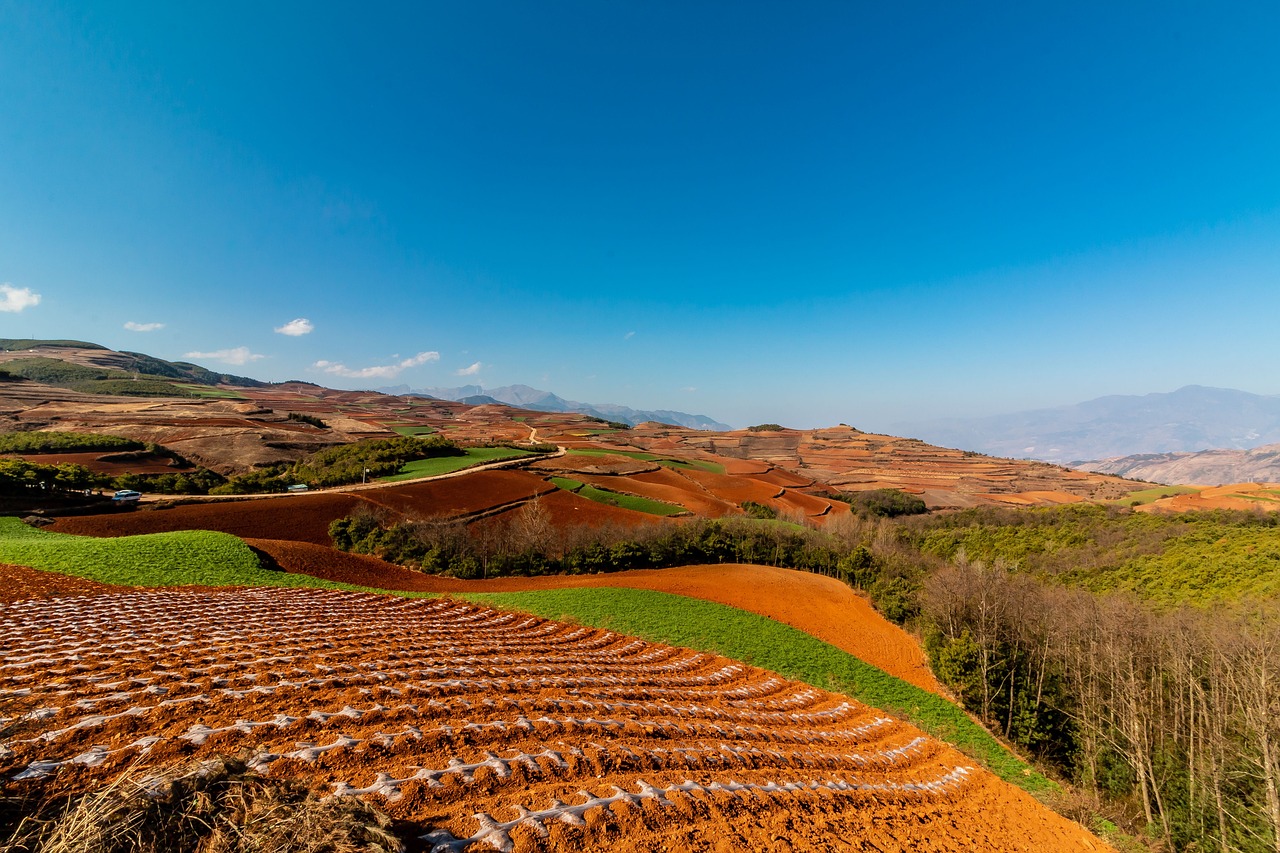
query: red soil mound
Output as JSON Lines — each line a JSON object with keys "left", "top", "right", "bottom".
{"left": 51, "top": 493, "right": 366, "bottom": 545}
{"left": 679, "top": 468, "right": 783, "bottom": 505}
{"left": 18, "top": 451, "right": 178, "bottom": 475}
{"left": 0, "top": 563, "right": 130, "bottom": 602}
{"left": 364, "top": 469, "right": 555, "bottom": 518}
{"left": 578, "top": 470, "right": 738, "bottom": 518}
{"left": 533, "top": 487, "right": 671, "bottom": 528}
{"left": 718, "top": 458, "right": 774, "bottom": 475}
{"left": 772, "top": 488, "right": 835, "bottom": 517}
{"left": 245, "top": 538, "right": 443, "bottom": 591}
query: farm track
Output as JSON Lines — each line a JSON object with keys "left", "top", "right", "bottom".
{"left": 0, "top": 587, "right": 1106, "bottom": 852}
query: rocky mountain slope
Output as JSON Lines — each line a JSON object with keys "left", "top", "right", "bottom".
{"left": 1078, "top": 443, "right": 1280, "bottom": 485}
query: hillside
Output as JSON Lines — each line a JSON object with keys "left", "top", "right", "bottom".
{"left": 898, "top": 385, "right": 1280, "bottom": 463}
{"left": 1078, "top": 442, "right": 1280, "bottom": 485}
{"left": 1, "top": 341, "right": 1146, "bottom": 508}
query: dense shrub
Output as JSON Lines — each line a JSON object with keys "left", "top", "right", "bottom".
{"left": 214, "top": 436, "right": 464, "bottom": 493}
{"left": 286, "top": 412, "right": 328, "bottom": 429}
{"left": 0, "top": 431, "right": 145, "bottom": 454}
{"left": 838, "top": 488, "right": 929, "bottom": 518}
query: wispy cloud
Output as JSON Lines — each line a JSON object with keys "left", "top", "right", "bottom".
{"left": 623, "top": 331, "right": 636, "bottom": 340}
{"left": 184, "top": 347, "right": 266, "bottom": 366}
{"left": 313, "top": 351, "right": 439, "bottom": 379}
{"left": 124, "top": 321, "right": 164, "bottom": 332}
{"left": 455, "top": 361, "right": 482, "bottom": 376}
{"left": 274, "top": 318, "right": 314, "bottom": 336}
{"left": 682, "top": 386, "right": 697, "bottom": 393}
{"left": 0, "top": 283, "right": 40, "bottom": 313}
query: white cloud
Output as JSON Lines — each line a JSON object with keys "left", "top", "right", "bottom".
{"left": 682, "top": 386, "right": 697, "bottom": 393}
{"left": 623, "top": 331, "right": 636, "bottom": 340}
{"left": 274, "top": 317, "right": 314, "bottom": 336}
{"left": 313, "top": 351, "right": 439, "bottom": 379}
{"left": 184, "top": 347, "right": 266, "bottom": 366}
{"left": 455, "top": 361, "right": 482, "bottom": 376}
{"left": 0, "top": 284, "right": 40, "bottom": 313}
{"left": 124, "top": 321, "right": 165, "bottom": 332}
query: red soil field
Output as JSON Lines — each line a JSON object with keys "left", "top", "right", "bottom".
{"left": 50, "top": 471, "right": 558, "bottom": 545}
{"left": 577, "top": 471, "right": 738, "bottom": 518}
{"left": 717, "top": 458, "right": 774, "bottom": 475}
{"left": 244, "top": 542, "right": 944, "bottom": 698}
{"left": 771, "top": 488, "right": 836, "bottom": 518}
{"left": 363, "top": 470, "right": 556, "bottom": 519}
{"left": 51, "top": 493, "right": 367, "bottom": 545}
{"left": 0, "top": 586, "right": 1109, "bottom": 852}
{"left": 750, "top": 468, "right": 815, "bottom": 489}
{"left": 0, "top": 563, "right": 130, "bottom": 601}
{"left": 17, "top": 451, "right": 179, "bottom": 475}
{"left": 530, "top": 488, "right": 669, "bottom": 528}
{"left": 679, "top": 469, "right": 783, "bottom": 506}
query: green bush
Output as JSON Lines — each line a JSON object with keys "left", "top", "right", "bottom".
{"left": 839, "top": 488, "right": 929, "bottom": 517}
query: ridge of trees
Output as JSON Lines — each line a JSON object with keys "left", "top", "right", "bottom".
{"left": 213, "top": 435, "right": 464, "bottom": 494}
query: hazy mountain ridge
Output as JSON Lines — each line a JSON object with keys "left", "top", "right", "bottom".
{"left": 384, "top": 383, "right": 733, "bottom": 431}
{"left": 898, "top": 385, "right": 1280, "bottom": 464}
{"left": 1077, "top": 443, "right": 1280, "bottom": 486}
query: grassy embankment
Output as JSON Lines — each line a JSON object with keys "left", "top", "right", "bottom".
{"left": 549, "top": 476, "right": 686, "bottom": 516}
{"left": 378, "top": 446, "right": 535, "bottom": 481}
{"left": 0, "top": 517, "right": 387, "bottom": 593}
{"left": 465, "top": 586, "right": 1050, "bottom": 793}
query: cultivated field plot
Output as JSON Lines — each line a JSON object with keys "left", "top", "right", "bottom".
{"left": 0, "top": 587, "right": 1097, "bottom": 851}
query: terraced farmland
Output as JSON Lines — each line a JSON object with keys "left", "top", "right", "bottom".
{"left": 0, "top": 586, "right": 1103, "bottom": 852}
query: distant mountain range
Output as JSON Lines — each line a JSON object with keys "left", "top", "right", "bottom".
{"left": 897, "top": 386, "right": 1280, "bottom": 465}
{"left": 380, "top": 383, "right": 732, "bottom": 431}
{"left": 1078, "top": 443, "right": 1280, "bottom": 486}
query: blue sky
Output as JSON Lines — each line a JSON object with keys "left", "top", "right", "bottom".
{"left": 2, "top": 1, "right": 1278, "bottom": 431}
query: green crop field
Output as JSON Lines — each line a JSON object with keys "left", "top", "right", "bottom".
{"left": 1107, "top": 485, "right": 1199, "bottom": 505}
{"left": 390, "top": 424, "right": 437, "bottom": 437}
{"left": 379, "top": 446, "right": 533, "bottom": 481}
{"left": 548, "top": 476, "right": 685, "bottom": 516}
{"left": 463, "top": 586, "right": 1049, "bottom": 794}
{"left": 0, "top": 517, "right": 390, "bottom": 591}
{"left": 171, "top": 383, "right": 247, "bottom": 399}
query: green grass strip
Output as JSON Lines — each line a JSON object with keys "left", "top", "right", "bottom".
{"left": 379, "top": 447, "right": 533, "bottom": 481}
{"left": 0, "top": 517, "right": 411, "bottom": 594}
{"left": 389, "top": 425, "right": 437, "bottom": 437}
{"left": 171, "top": 384, "right": 247, "bottom": 399}
{"left": 548, "top": 477, "right": 685, "bottom": 516}
{"left": 463, "top": 586, "right": 1052, "bottom": 794}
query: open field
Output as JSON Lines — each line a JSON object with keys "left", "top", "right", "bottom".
{"left": 549, "top": 476, "right": 687, "bottom": 516}
{"left": 0, "top": 583, "right": 1106, "bottom": 851}
{"left": 379, "top": 447, "right": 536, "bottom": 481}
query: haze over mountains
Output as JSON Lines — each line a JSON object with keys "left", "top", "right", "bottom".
{"left": 380, "top": 383, "right": 733, "bottom": 432}
{"left": 899, "top": 386, "right": 1280, "bottom": 465}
